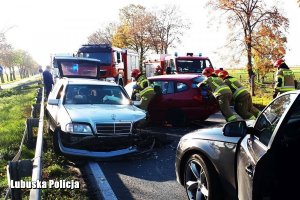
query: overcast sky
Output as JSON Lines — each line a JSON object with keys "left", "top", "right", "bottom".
{"left": 0, "top": 0, "right": 299, "bottom": 68}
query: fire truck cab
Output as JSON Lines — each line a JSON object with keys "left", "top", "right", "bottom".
{"left": 77, "top": 44, "right": 139, "bottom": 86}
{"left": 163, "top": 53, "right": 213, "bottom": 75}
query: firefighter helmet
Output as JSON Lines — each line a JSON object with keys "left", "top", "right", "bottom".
{"left": 131, "top": 69, "right": 141, "bottom": 78}
{"left": 218, "top": 70, "right": 229, "bottom": 79}
{"left": 214, "top": 68, "right": 224, "bottom": 76}
{"left": 274, "top": 59, "right": 285, "bottom": 68}
{"left": 202, "top": 67, "right": 214, "bottom": 77}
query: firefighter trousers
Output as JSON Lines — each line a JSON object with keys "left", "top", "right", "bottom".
{"left": 234, "top": 93, "right": 260, "bottom": 120}
{"left": 217, "top": 93, "right": 237, "bottom": 122}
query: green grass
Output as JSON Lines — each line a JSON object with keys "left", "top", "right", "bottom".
{"left": 0, "top": 85, "right": 89, "bottom": 199}
{"left": 0, "top": 86, "right": 37, "bottom": 196}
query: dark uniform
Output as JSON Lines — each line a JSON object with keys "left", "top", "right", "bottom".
{"left": 199, "top": 74, "right": 237, "bottom": 122}
{"left": 223, "top": 76, "right": 259, "bottom": 120}
{"left": 42, "top": 67, "right": 54, "bottom": 98}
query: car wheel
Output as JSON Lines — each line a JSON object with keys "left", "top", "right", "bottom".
{"left": 167, "top": 109, "right": 186, "bottom": 127}
{"left": 184, "top": 154, "right": 221, "bottom": 200}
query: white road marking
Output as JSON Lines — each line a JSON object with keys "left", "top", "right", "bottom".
{"left": 87, "top": 161, "right": 118, "bottom": 200}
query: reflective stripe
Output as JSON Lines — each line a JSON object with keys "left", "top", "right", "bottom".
{"left": 248, "top": 115, "right": 256, "bottom": 120}
{"left": 228, "top": 78, "right": 239, "bottom": 90}
{"left": 283, "top": 71, "right": 294, "bottom": 76}
{"left": 213, "top": 85, "right": 231, "bottom": 96}
{"left": 139, "top": 87, "right": 154, "bottom": 96}
{"left": 227, "top": 115, "right": 237, "bottom": 122}
{"left": 278, "top": 86, "right": 295, "bottom": 92}
{"left": 233, "top": 87, "right": 248, "bottom": 99}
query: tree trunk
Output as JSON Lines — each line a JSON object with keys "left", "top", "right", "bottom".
{"left": 246, "top": 42, "right": 255, "bottom": 96}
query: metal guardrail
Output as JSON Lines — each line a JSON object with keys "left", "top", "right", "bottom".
{"left": 5, "top": 87, "right": 44, "bottom": 200}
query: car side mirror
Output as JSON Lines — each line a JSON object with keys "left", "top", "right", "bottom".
{"left": 223, "top": 121, "right": 247, "bottom": 137}
{"left": 48, "top": 99, "right": 60, "bottom": 105}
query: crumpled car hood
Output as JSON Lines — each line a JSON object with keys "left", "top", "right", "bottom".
{"left": 64, "top": 104, "right": 146, "bottom": 123}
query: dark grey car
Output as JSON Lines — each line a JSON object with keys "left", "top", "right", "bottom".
{"left": 176, "top": 91, "right": 300, "bottom": 200}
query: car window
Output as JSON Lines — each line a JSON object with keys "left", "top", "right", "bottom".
{"left": 176, "top": 82, "right": 188, "bottom": 92}
{"left": 60, "top": 61, "right": 98, "bottom": 77}
{"left": 191, "top": 76, "right": 206, "bottom": 88}
{"left": 151, "top": 81, "right": 174, "bottom": 95}
{"left": 254, "top": 94, "right": 293, "bottom": 146}
{"left": 64, "top": 85, "right": 130, "bottom": 105}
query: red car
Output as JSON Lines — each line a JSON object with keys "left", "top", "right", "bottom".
{"left": 146, "top": 74, "right": 218, "bottom": 126}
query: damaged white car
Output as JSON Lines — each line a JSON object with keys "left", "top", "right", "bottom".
{"left": 46, "top": 57, "right": 152, "bottom": 159}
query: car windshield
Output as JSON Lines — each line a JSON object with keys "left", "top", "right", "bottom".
{"left": 81, "top": 52, "right": 112, "bottom": 65}
{"left": 60, "top": 61, "right": 98, "bottom": 77}
{"left": 176, "top": 59, "right": 208, "bottom": 73}
{"left": 64, "top": 85, "right": 130, "bottom": 105}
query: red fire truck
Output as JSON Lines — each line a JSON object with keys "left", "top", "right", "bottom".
{"left": 77, "top": 44, "right": 139, "bottom": 85}
{"left": 158, "top": 53, "right": 213, "bottom": 75}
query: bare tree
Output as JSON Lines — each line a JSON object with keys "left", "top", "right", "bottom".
{"left": 207, "top": 0, "right": 289, "bottom": 95}
{"left": 118, "top": 4, "right": 153, "bottom": 68}
{"left": 87, "top": 22, "right": 117, "bottom": 45}
{"left": 148, "top": 5, "right": 190, "bottom": 54}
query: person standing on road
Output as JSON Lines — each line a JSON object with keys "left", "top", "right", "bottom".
{"left": 43, "top": 65, "right": 54, "bottom": 99}
{"left": 273, "top": 59, "right": 297, "bottom": 98}
{"left": 198, "top": 67, "right": 238, "bottom": 122}
{"left": 218, "top": 70, "right": 259, "bottom": 120}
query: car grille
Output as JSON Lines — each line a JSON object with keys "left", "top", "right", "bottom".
{"left": 96, "top": 123, "right": 132, "bottom": 135}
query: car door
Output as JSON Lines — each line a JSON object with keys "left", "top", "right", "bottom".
{"left": 47, "top": 82, "right": 65, "bottom": 129}
{"left": 148, "top": 80, "right": 175, "bottom": 121}
{"left": 236, "top": 93, "right": 298, "bottom": 200}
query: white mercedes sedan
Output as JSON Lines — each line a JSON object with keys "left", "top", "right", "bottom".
{"left": 46, "top": 77, "right": 150, "bottom": 159}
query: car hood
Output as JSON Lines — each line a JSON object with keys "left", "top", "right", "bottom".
{"left": 182, "top": 120, "right": 255, "bottom": 144}
{"left": 64, "top": 104, "right": 146, "bottom": 123}
{"left": 182, "top": 127, "right": 241, "bottom": 144}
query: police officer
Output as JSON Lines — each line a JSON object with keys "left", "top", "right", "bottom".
{"left": 198, "top": 67, "right": 238, "bottom": 122}
{"left": 219, "top": 70, "right": 259, "bottom": 120}
{"left": 43, "top": 65, "right": 54, "bottom": 99}
{"left": 273, "top": 59, "right": 297, "bottom": 98}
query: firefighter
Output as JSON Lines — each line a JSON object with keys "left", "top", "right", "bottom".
{"left": 218, "top": 70, "right": 259, "bottom": 120}
{"left": 273, "top": 59, "right": 297, "bottom": 98}
{"left": 198, "top": 67, "right": 238, "bottom": 122}
{"left": 138, "top": 80, "right": 156, "bottom": 111}
{"left": 131, "top": 69, "right": 144, "bottom": 100}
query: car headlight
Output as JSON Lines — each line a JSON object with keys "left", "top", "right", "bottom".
{"left": 65, "top": 123, "right": 93, "bottom": 135}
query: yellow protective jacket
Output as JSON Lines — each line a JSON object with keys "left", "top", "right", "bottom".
{"left": 139, "top": 86, "right": 155, "bottom": 111}
{"left": 224, "top": 76, "right": 249, "bottom": 100}
{"left": 200, "top": 75, "right": 232, "bottom": 98}
{"left": 275, "top": 68, "right": 295, "bottom": 93}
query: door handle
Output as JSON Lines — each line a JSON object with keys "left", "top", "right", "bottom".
{"left": 245, "top": 165, "right": 254, "bottom": 178}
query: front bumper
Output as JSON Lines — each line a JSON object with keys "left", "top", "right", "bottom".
{"left": 57, "top": 132, "right": 154, "bottom": 159}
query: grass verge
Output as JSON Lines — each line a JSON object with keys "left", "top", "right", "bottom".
{"left": 0, "top": 85, "right": 88, "bottom": 199}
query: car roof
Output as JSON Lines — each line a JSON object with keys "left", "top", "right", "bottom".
{"left": 176, "top": 56, "right": 210, "bottom": 60}
{"left": 59, "top": 78, "right": 118, "bottom": 86}
{"left": 148, "top": 74, "right": 202, "bottom": 80}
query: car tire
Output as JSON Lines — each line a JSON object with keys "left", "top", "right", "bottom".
{"left": 167, "top": 109, "right": 186, "bottom": 127}
{"left": 53, "top": 129, "right": 61, "bottom": 155}
{"left": 184, "top": 154, "right": 222, "bottom": 200}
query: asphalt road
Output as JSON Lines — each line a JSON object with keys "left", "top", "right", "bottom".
{"left": 97, "top": 112, "right": 226, "bottom": 200}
